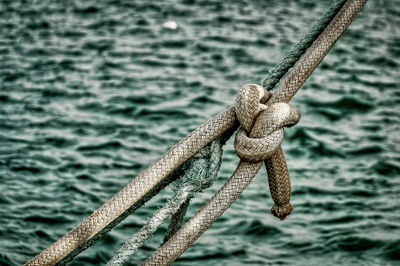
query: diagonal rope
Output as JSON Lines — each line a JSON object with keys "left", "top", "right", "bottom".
{"left": 262, "top": 0, "right": 347, "bottom": 91}
{"left": 162, "top": 197, "right": 190, "bottom": 245}
{"left": 26, "top": 108, "right": 239, "bottom": 266}
{"left": 107, "top": 133, "right": 232, "bottom": 265}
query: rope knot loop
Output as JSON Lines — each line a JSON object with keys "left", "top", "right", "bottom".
{"left": 234, "top": 84, "right": 301, "bottom": 162}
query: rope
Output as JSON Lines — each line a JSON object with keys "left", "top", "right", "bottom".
{"left": 25, "top": 0, "right": 367, "bottom": 265}
{"left": 163, "top": 197, "right": 190, "bottom": 244}
{"left": 262, "top": 0, "right": 347, "bottom": 91}
{"left": 143, "top": 83, "right": 301, "bottom": 265}
{"left": 107, "top": 136, "right": 227, "bottom": 265}
{"left": 26, "top": 108, "right": 238, "bottom": 265}
{"left": 143, "top": 0, "right": 368, "bottom": 264}
{"left": 163, "top": 126, "right": 234, "bottom": 244}
{"left": 107, "top": 1, "right": 350, "bottom": 259}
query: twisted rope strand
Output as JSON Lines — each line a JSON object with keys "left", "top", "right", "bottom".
{"left": 262, "top": 0, "right": 347, "bottom": 91}
{"left": 164, "top": 130, "right": 231, "bottom": 244}
{"left": 107, "top": 137, "right": 226, "bottom": 265}
{"left": 107, "top": 186, "right": 194, "bottom": 266}
{"left": 162, "top": 197, "right": 190, "bottom": 245}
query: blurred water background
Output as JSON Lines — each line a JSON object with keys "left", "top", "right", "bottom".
{"left": 0, "top": 0, "right": 399, "bottom": 265}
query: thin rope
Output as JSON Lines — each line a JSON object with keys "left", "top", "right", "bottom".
{"left": 262, "top": 0, "right": 347, "bottom": 91}
{"left": 107, "top": 136, "right": 226, "bottom": 265}
{"left": 163, "top": 197, "right": 190, "bottom": 244}
{"left": 163, "top": 127, "right": 232, "bottom": 243}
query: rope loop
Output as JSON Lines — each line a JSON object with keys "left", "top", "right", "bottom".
{"left": 234, "top": 84, "right": 301, "bottom": 163}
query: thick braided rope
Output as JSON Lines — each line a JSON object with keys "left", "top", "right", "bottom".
{"left": 107, "top": 137, "right": 225, "bottom": 265}
{"left": 143, "top": 0, "right": 367, "bottom": 264}
{"left": 107, "top": 185, "right": 194, "bottom": 266}
{"left": 262, "top": 0, "right": 347, "bottom": 91}
{"left": 25, "top": 0, "right": 366, "bottom": 264}
{"left": 25, "top": 110, "right": 239, "bottom": 266}
{"left": 264, "top": 0, "right": 367, "bottom": 219}
{"left": 269, "top": 0, "right": 367, "bottom": 105}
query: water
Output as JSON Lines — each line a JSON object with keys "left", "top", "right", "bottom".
{"left": 0, "top": 0, "right": 399, "bottom": 265}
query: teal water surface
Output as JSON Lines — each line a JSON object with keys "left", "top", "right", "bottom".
{"left": 0, "top": 0, "right": 399, "bottom": 265}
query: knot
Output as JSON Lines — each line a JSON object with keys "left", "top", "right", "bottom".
{"left": 234, "top": 84, "right": 300, "bottom": 220}
{"left": 234, "top": 84, "right": 300, "bottom": 162}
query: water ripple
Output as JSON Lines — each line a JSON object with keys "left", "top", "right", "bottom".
{"left": 0, "top": 0, "right": 399, "bottom": 265}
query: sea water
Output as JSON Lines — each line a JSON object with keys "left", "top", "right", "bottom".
{"left": 0, "top": 0, "right": 399, "bottom": 265}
